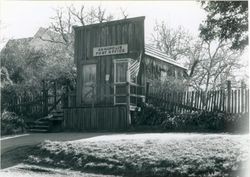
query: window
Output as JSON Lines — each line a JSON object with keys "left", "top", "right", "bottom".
{"left": 114, "top": 60, "right": 128, "bottom": 83}
{"left": 113, "top": 59, "right": 129, "bottom": 105}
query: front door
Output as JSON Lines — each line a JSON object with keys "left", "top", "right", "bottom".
{"left": 82, "top": 64, "right": 96, "bottom": 104}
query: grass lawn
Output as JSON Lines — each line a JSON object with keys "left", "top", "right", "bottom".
{"left": 25, "top": 133, "right": 249, "bottom": 177}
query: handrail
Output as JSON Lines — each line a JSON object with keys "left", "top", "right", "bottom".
{"left": 48, "top": 97, "right": 62, "bottom": 113}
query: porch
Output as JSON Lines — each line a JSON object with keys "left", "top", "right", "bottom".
{"left": 62, "top": 82, "right": 145, "bottom": 130}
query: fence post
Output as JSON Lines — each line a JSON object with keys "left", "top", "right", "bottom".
{"left": 227, "top": 80, "right": 231, "bottom": 113}
{"left": 241, "top": 81, "right": 245, "bottom": 113}
{"left": 66, "top": 81, "right": 70, "bottom": 107}
{"left": 145, "top": 82, "right": 149, "bottom": 103}
{"left": 54, "top": 80, "right": 57, "bottom": 110}
{"left": 42, "top": 80, "right": 48, "bottom": 116}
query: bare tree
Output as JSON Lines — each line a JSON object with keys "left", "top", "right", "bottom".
{"left": 68, "top": 5, "right": 87, "bottom": 26}
{"left": 38, "top": 4, "right": 120, "bottom": 55}
{"left": 120, "top": 8, "right": 129, "bottom": 19}
{"left": 151, "top": 22, "right": 244, "bottom": 92}
{"left": 187, "top": 40, "right": 242, "bottom": 92}
{"left": 87, "top": 5, "right": 114, "bottom": 23}
{"left": 151, "top": 21, "right": 192, "bottom": 61}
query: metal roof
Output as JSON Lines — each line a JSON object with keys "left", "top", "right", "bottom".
{"left": 145, "top": 44, "right": 188, "bottom": 70}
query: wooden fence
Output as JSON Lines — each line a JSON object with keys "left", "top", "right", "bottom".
{"left": 148, "top": 86, "right": 249, "bottom": 114}
{"left": 5, "top": 80, "right": 64, "bottom": 120}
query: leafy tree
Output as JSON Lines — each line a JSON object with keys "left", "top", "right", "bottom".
{"left": 0, "top": 36, "right": 76, "bottom": 94}
{"left": 200, "top": 1, "right": 248, "bottom": 50}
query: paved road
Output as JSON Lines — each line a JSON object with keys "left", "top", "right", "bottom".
{"left": 1, "top": 132, "right": 111, "bottom": 154}
{"left": 1, "top": 132, "right": 112, "bottom": 169}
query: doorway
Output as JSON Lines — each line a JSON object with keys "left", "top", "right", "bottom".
{"left": 82, "top": 64, "right": 96, "bottom": 104}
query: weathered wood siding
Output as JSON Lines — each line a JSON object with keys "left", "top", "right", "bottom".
{"left": 144, "top": 55, "right": 185, "bottom": 82}
{"left": 74, "top": 17, "right": 145, "bottom": 106}
{"left": 63, "top": 105, "right": 128, "bottom": 130}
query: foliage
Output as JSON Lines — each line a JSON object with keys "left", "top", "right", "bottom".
{"left": 150, "top": 77, "right": 187, "bottom": 93}
{"left": 200, "top": 1, "right": 248, "bottom": 50}
{"left": 133, "top": 103, "right": 166, "bottom": 126}
{"left": 26, "top": 134, "right": 249, "bottom": 177}
{"left": 0, "top": 66, "right": 13, "bottom": 89}
{"left": 1, "top": 110, "right": 25, "bottom": 135}
{"left": 135, "top": 103, "right": 249, "bottom": 133}
{"left": 0, "top": 32, "right": 76, "bottom": 112}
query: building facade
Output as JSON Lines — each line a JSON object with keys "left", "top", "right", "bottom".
{"left": 63, "top": 16, "right": 187, "bottom": 130}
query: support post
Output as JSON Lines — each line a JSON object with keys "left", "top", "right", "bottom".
{"left": 127, "top": 82, "right": 131, "bottom": 126}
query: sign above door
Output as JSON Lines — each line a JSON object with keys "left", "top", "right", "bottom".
{"left": 93, "top": 44, "right": 128, "bottom": 57}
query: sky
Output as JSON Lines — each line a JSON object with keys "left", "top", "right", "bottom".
{"left": 0, "top": 0, "right": 248, "bottom": 80}
{"left": 0, "top": 1, "right": 206, "bottom": 46}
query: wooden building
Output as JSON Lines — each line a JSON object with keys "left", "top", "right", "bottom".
{"left": 63, "top": 16, "right": 187, "bottom": 130}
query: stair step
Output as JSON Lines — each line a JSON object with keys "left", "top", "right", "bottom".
{"left": 52, "top": 112, "right": 63, "bottom": 115}
{"left": 28, "top": 129, "right": 49, "bottom": 132}
{"left": 51, "top": 112, "right": 63, "bottom": 116}
{"left": 51, "top": 110, "right": 63, "bottom": 113}
{"left": 34, "top": 121, "right": 50, "bottom": 125}
{"left": 30, "top": 125, "right": 49, "bottom": 128}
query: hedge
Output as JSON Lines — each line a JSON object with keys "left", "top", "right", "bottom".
{"left": 133, "top": 103, "right": 249, "bottom": 133}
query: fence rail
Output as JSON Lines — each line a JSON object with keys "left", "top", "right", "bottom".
{"left": 148, "top": 88, "right": 249, "bottom": 114}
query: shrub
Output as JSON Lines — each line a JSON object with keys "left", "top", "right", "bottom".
{"left": 133, "top": 103, "right": 167, "bottom": 126}
{"left": 134, "top": 103, "right": 249, "bottom": 133}
{"left": 1, "top": 110, "right": 25, "bottom": 135}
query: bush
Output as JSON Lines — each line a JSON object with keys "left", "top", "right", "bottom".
{"left": 1, "top": 110, "right": 25, "bottom": 135}
{"left": 134, "top": 103, "right": 249, "bottom": 133}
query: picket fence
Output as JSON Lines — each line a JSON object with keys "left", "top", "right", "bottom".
{"left": 148, "top": 87, "right": 249, "bottom": 114}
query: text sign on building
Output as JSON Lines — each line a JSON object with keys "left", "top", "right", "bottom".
{"left": 93, "top": 44, "right": 128, "bottom": 57}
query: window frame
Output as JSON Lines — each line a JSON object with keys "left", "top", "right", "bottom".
{"left": 113, "top": 58, "right": 132, "bottom": 84}
{"left": 113, "top": 58, "right": 132, "bottom": 105}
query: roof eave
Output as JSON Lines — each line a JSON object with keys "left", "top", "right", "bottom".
{"left": 144, "top": 52, "right": 188, "bottom": 70}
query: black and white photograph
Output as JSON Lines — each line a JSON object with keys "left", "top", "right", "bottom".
{"left": 0, "top": 1, "right": 249, "bottom": 177}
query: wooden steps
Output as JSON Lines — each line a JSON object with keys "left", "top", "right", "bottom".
{"left": 26, "top": 110, "right": 64, "bottom": 132}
